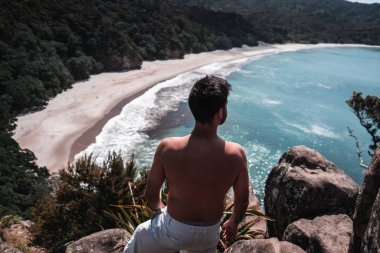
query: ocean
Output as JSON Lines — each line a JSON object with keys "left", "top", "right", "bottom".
{"left": 77, "top": 47, "right": 380, "bottom": 202}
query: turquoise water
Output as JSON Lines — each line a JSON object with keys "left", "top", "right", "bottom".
{"left": 79, "top": 47, "right": 380, "bottom": 202}
{"left": 143, "top": 47, "right": 380, "bottom": 201}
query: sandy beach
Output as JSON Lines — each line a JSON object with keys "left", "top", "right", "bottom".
{"left": 13, "top": 43, "right": 379, "bottom": 172}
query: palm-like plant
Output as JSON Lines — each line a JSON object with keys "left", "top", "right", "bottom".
{"left": 105, "top": 201, "right": 154, "bottom": 235}
{"left": 217, "top": 202, "right": 273, "bottom": 251}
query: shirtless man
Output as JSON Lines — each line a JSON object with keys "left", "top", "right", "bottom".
{"left": 124, "top": 75, "right": 249, "bottom": 253}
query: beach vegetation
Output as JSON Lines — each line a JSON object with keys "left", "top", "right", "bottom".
{"left": 31, "top": 152, "right": 148, "bottom": 250}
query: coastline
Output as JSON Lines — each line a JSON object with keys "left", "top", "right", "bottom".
{"left": 13, "top": 43, "right": 380, "bottom": 172}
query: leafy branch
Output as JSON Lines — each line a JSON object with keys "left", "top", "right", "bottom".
{"left": 346, "top": 92, "right": 380, "bottom": 157}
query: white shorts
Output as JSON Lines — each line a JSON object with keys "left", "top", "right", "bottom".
{"left": 123, "top": 208, "right": 221, "bottom": 253}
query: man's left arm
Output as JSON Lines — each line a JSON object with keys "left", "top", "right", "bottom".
{"left": 144, "top": 140, "right": 167, "bottom": 211}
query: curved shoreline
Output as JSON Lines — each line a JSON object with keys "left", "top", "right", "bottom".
{"left": 13, "top": 43, "right": 380, "bottom": 172}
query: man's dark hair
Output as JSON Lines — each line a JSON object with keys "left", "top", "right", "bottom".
{"left": 188, "top": 75, "right": 232, "bottom": 124}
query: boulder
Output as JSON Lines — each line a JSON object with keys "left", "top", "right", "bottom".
{"left": 226, "top": 183, "right": 267, "bottom": 238}
{"left": 65, "top": 229, "right": 131, "bottom": 253}
{"left": 225, "top": 237, "right": 305, "bottom": 253}
{"left": 361, "top": 189, "right": 380, "bottom": 253}
{"left": 283, "top": 214, "right": 352, "bottom": 253}
{"left": 349, "top": 146, "right": 380, "bottom": 252}
{"left": 264, "top": 146, "right": 359, "bottom": 238}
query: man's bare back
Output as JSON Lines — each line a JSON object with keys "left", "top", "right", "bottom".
{"left": 156, "top": 134, "right": 248, "bottom": 223}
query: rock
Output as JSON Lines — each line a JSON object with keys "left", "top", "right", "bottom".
{"left": 164, "top": 49, "right": 184, "bottom": 59}
{"left": 264, "top": 146, "right": 359, "bottom": 238}
{"left": 226, "top": 183, "right": 267, "bottom": 239}
{"left": 361, "top": 189, "right": 380, "bottom": 253}
{"left": 225, "top": 237, "right": 305, "bottom": 253}
{"left": 48, "top": 172, "right": 61, "bottom": 192}
{"left": 349, "top": 146, "right": 380, "bottom": 253}
{"left": 0, "top": 220, "right": 45, "bottom": 253}
{"left": 2, "top": 222, "right": 33, "bottom": 246}
{"left": 65, "top": 229, "right": 131, "bottom": 253}
{"left": 121, "top": 55, "right": 141, "bottom": 69}
{"left": 2, "top": 247, "right": 23, "bottom": 253}
{"left": 283, "top": 214, "right": 352, "bottom": 253}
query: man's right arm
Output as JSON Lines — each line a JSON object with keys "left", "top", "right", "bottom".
{"left": 222, "top": 146, "right": 249, "bottom": 242}
{"left": 144, "top": 140, "right": 167, "bottom": 211}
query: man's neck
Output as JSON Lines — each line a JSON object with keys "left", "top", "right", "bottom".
{"left": 191, "top": 122, "right": 218, "bottom": 139}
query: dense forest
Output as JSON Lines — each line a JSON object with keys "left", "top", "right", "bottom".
{"left": 169, "top": 0, "right": 380, "bottom": 44}
{"left": 1, "top": 0, "right": 380, "bottom": 225}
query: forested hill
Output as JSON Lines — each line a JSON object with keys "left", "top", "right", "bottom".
{"left": 0, "top": 0, "right": 258, "bottom": 115}
{"left": 169, "top": 0, "right": 380, "bottom": 45}
{"left": 0, "top": 0, "right": 258, "bottom": 218}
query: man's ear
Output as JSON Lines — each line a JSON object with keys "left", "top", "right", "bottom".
{"left": 216, "top": 107, "right": 223, "bottom": 120}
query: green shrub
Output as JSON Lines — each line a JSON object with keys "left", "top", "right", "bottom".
{"left": 31, "top": 152, "right": 148, "bottom": 250}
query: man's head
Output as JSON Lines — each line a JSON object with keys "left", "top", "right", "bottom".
{"left": 188, "top": 75, "right": 232, "bottom": 125}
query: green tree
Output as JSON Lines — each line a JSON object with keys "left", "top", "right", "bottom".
{"left": 347, "top": 92, "right": 380, "bottom": 157}
{"left": 4, "top": 76, "right": 48, "bottom": 111}
{"left": 0, "top": 132, "right": 50, "bottom": 219}
{"left": 66, "top": 56, "right": 95, "bottom": 80}
{"left": 0, "top": 95, "right": 15, "bottom": 132}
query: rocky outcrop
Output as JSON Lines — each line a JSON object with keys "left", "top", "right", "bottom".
{"left": 264, "top": 146, "right": 359, "bottom": 238}
{"left": 349, "top": 146, "right": 380, "bottom": 253}
{"left": 226, "top": 183, "right": 267, "bottom": 239}
{"left": 225, "top": 237, "right": 305, "bottom": 253}
{"left": 283, "top": 214, "right": 352, "bottom": 253}
{"left": 361, "top": 189, "right": 380, "bottom": 253}
{"left": 0, "top": 220, "right": 46, "bottom": 253}
{"left": 65, "top": 229, "right": 131, "bottom": 253}
{"left": 1, "top": 222, "right": 33, "bottom": 246}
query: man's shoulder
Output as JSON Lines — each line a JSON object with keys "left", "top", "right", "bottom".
{"left": 158, "top": 136, "right": 188, "bottom": 150}
{"left": 224, "top": 141, "right": 246, "bottom": 157}
{"left": 225, "top": 141, "right": 244, "bottom": 150}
